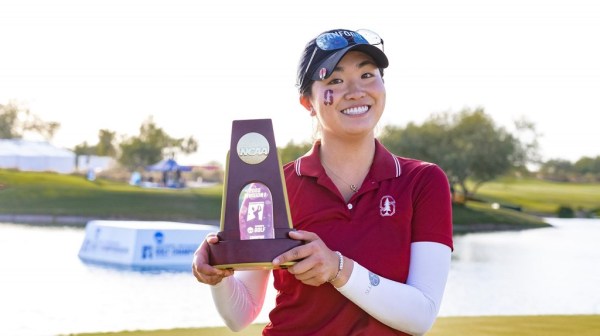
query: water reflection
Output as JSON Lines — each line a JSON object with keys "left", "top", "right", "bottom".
{"left": 1, "top": 218, "right": 599, "bottom": 336}
{"left": 444, "top": 218, "right": 600, "bottom": 316}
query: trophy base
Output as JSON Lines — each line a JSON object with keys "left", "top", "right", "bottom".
{"left": 209, "top": 238, "right": 303, "bottom": 270}
{"left": 212, "top": 261, "right": 296, "bottom": 270}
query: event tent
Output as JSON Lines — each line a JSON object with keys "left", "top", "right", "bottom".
{"left": 143, "top": 158, "right": 192, "bottom": 188}
{"left": 0, "top": 139, "right": 76, "bottom": 173}
{"left": 145, "top": 158, "right": 192, "bottom": 172}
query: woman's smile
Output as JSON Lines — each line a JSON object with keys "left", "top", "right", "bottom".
{"left": 341, "top": 105, "right": 370, "bottom": 116}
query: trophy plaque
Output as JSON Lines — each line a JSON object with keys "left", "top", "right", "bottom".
{"left": 208, "top": 119, "right": 302, "bottom": 270}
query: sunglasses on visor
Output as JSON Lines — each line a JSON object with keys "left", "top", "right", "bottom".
{"left": 299, "top": 29, "right": 384, "bottom": 90}
{"left": 316, "top": 29, "right": 384, "bottom": 51}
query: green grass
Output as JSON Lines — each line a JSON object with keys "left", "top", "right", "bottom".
{"left": 1, "top": 169, "right": 596, "bottom": 230}
{"left": 62, "top": 315, "right": 600, "bottom": 336}
{"left": 429, "top": 315, "right": 600, "bottom": 336}
{"left": 474, "top": 177, "right": 600, "bottom": 215}
{"left": 452, "top": 201, "right": 548, "bottom": 233}
{"left": 0, "top": 170, "right": 222, "bottom": 222}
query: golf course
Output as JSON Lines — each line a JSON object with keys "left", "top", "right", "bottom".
{"left": 1, "top": 169, "right": 599, "bottom": 335}
{"left": 2, "top": 169, "right": 598, "bottom": 228}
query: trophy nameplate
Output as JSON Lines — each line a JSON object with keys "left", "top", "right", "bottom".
{"left": 208, "top": 119, "right": 302, "bottom": 270}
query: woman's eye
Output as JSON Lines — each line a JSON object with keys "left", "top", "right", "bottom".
{"left": 327, "top": 78, "right": 343, "bottom": 85}
{"left": 362, "top": 72, "right": 374, "bottom": 78}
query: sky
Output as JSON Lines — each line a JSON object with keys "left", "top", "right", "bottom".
{"left": 1, "top": 0, "right": 599, "bottom": 166}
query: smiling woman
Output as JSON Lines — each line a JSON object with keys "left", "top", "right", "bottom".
{"left": 192, "top": 28, "right": 454, "bottom": 336}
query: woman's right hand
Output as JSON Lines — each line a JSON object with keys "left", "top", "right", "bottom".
{"left": 192, "top": 233, "right": 234, "bottom": 285}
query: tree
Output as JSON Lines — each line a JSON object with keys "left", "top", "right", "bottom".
{"left": 512, "top": 117, "right": 542, "bottom": 168}
{"left": 540, "top": 156, "right": 600, "bottom": 182}
{"left": 74, "top": 129, "right": 118, "bottom": 157}
{"left": 74, "top": 141, "right": 95, "bottom": 156}
{"left": 95, "top": 129, "right": 118, "bottom": 157}
{"left": 118, "top": 117, "right": 198, "bottom": 170}
{"left": 539, "top": 159, "right": 575, "bottom": 181}
{"left": 0, "top": 101, "right": 60, "bottom": 140}
{"left": 279, "top": 140, "right": 312, "bottom": 164}
{"left": 72, "top": 130, "right": 118, "bottom": 170}
{"left": 574, "top": 156, "right": 600, "bottom": 175}
{"left": 379, "top": 107, "right": 539, "bottom": 199}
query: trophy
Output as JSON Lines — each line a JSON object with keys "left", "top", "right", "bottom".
{"left": 208, "top": 119, "right": 302, "bottom": 270}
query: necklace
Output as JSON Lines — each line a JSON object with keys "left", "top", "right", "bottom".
{"left": 322, "top": 161, "right": 359, "bottom": 193}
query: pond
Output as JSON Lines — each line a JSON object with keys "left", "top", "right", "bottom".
{"left": 1, "top": 218, "right": 598, "bottom": 336}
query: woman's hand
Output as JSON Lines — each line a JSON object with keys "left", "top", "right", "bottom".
{"left": 192, "top": 233, "right": 234, "bottom": 285}
{"left": 272, "top": 230, "right": 342, "bottom": 286}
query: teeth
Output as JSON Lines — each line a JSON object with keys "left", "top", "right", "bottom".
{"left": 342, "top": 106, "right": 369, "bottom": 115}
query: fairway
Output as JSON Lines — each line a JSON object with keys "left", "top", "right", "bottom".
{"left": 476, "top": 177, "right": 600, "bottom": 215}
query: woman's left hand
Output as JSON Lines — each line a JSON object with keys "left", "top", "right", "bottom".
{"left": 272, "top": 230, "right": 341, "bottom": 286}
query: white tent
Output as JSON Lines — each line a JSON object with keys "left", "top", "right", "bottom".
{"left": 0, "top": 139, "right": 76, "bottom": 173}
{"left": 77, "top": 155, "right": 117, "bottom": 173}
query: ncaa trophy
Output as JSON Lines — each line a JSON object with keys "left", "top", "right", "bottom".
{"left": 208, "top": 119, "right": 302, "bottom": 269}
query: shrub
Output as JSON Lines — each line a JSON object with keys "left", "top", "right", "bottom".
{"left": 557, "top": 205, "right": 574, "bottom": 218}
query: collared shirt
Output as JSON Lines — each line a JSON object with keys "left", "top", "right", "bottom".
{"left": 264, "top": 139, "right": 453, "bottom": 336}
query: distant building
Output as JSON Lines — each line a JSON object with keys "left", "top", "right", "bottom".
{"left": 0, "top": 139, "right": 76, "bottom": 173}
{"left": 77, "top": 155, "right": 117, "bottom": 173}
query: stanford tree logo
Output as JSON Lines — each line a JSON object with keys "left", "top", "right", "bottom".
{"left": 379, "top": 195, "right": 396, "bottom": 216}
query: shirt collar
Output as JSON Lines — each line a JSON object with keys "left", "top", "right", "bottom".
{"left": 293, "top": 139, "right": 402, "bottom": 180}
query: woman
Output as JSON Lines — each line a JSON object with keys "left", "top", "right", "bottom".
{"left": 193, "top": 28, "right": 453, "bottom": 336}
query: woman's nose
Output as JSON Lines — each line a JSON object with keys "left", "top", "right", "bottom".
{"left": 344, "top": 81, "right": 366, "bottom": 100}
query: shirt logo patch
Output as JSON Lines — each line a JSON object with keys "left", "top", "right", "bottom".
{"left": 379, "top": 195, "right": 396, "bottom": 217}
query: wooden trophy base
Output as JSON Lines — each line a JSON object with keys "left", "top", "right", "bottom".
{"left": 209, "top": 236, "right": 303, "bottom": 270}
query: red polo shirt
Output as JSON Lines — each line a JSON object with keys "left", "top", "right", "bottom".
{"left": 264, "top": 139, "right": 453, "bottom": 336}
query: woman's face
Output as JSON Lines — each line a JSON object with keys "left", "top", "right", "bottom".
{"left": 306, "top": 51, "right": 386, "bottom": 140}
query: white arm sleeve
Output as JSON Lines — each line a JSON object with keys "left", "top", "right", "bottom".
{"left": 210, "top": 269, "right": 270, "bottom": 332}
{"left": 337, "top": 242, "right": 451, "bottom": 336}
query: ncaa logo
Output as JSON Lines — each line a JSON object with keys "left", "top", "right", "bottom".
{"left": 380, "top": 195, "right": 396, "bottom": 217}
{"left": 237, "top": 132, "right": 270, "bottom": 165}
